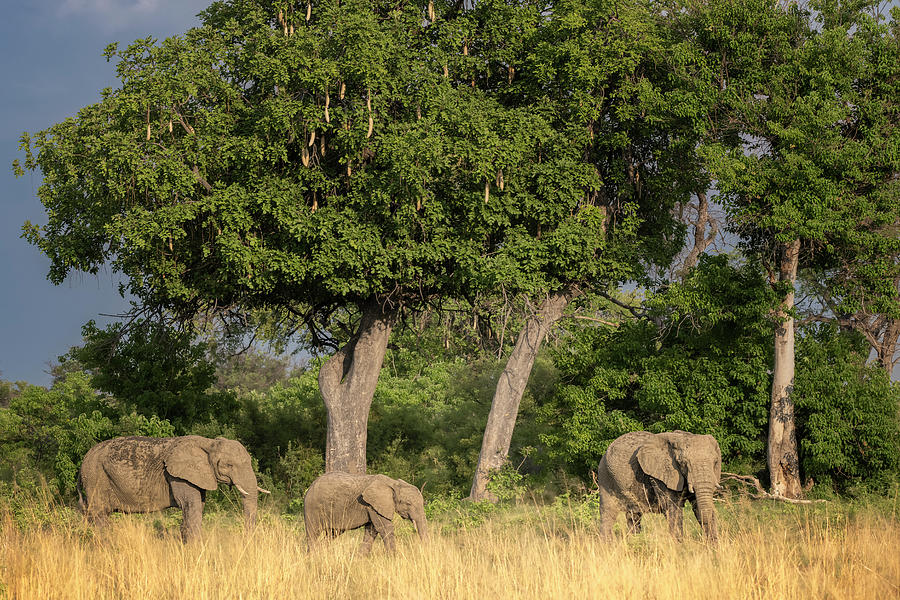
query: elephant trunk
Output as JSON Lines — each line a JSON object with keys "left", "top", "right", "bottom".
{"left": 242, "top": 493, "right": 258, "bottom": 530}
{"left": 411, "top": 510, "right": 428, "bottom": 542}
{"left": 693, "top": 482, "right": 718, "bottom": 544}
{"left": 233, "top": 471, "right": 260, "bottom": 530}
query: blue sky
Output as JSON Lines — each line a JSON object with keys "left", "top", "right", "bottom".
{"left": 1, "top": 1, "right": 210, "bottom": 386}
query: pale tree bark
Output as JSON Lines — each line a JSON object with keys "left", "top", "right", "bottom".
{"left": 875, "top": 318, "right": 900, "bottom": 376}
{"left": 768, "top": 239, "right": 803, "bottom": 498}
{"left": 318, "top": 300, "right": 398, "bottom": 474}
{"left": 676, "top": 191, "right": 719, "bottom": 280}
{"left": 469, "top": 288, "right": 577, "bottom": 501}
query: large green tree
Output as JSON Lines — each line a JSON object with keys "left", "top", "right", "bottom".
{"left": 20, "top": 0, "right": 656, "bottom": 476}
{"left": 17, "top": 0, "right": 526, "bottom": 474}
{"left": 693, "top": 0, "right": 900, "bottom": 496}
{"left": 464, "top": 0, "right": 706, "bottom": 500}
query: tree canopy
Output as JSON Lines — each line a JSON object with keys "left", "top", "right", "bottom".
{"left": 13, "top": 0, "right": 900, "bottom": 492}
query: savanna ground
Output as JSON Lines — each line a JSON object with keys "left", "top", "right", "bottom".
{"left": 1, "top": 491, "right": 898, "bottom": 600}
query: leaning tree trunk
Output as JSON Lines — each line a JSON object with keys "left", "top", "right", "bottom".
{"left": 318, "top": 300, "right": 397, "bottom": 474}
{"left": 469, "top": 288, "right": 576, "bottom": 502}
{"left": 768, "top": 239, "right": 803, "bottom": 499}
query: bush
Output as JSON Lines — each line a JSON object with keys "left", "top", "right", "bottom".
{"left": 794, "top": 326, "right": 900, "bottom": 493}
{"left": 233, "top": 371, "right": 326, "bottom": 482}
{"left": 0, "top": 372, "right": 175, "bottom": 497}
{"left": 539, "top": 256, "right": 773, "bottom": 478}
{"left": 66, "top": 319, "right": 239, "bottom": 432}
{"left": 367, "top": 355, "right": 557, "bottom": 496}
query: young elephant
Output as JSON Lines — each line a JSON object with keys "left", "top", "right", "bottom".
{"left": 78, "top": 435, "right": 270, "bottom": 542}
{"left": 303, "top": 472, "right": 428, "bottom": 554}
{"left": 596, "top": 430, "right": 721, "bottom": 543}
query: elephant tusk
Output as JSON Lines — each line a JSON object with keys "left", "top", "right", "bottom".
{"left": 233, "top": 483, "right": 250, "bottom": 496}
{"left": 258, "top": 486, "right": 271, "bottom": 494}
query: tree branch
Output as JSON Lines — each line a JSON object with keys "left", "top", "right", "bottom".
{"left": 597, "top": 290, "right": 646, "bottom": 318}
{"left": 721, "top": 472, "right": 825, "bottom": 504}
{"left": 570, "top": 314, "right": 620, "bottom": 327}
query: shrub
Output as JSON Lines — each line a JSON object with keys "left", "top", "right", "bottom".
{"left": 794, "top": 326, "right": 900, "bottom": 493}
{"left": 540, "top": 256, "right": 773, "bottom": 478}
{"left": 0, "top": 372, "right": 175, "bottom": 496}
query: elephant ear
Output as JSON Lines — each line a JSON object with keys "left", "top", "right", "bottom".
{"left": 361, "top": 476, "right": 395, "bottom": 520}
{"left": 164, "top": 441, "right": 217, "bottom": 491}
{"left": 637, "top": 440, "right": 685, "bottom": 492}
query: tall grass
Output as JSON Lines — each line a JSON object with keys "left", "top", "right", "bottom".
{"left": 1, "top": 494, "right": 898, "bottom": 599}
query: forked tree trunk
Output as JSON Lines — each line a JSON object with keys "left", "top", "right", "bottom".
{"left": 768, "top": 239, "right": 803, "bottom": 498}
{"left": 318, "top": 300, "right": 397, "bottom": 474}
{"left": 469, "top": 288, "right": 576, "bottom": 501}
{"left": 677, "top": 190, "right": 719, "bottom": 280}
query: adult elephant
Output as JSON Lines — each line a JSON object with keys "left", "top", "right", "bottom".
{"left": 78, "top": 435, "right": 270, "bottom": 542}
{"left": 303, "top": 473, "right": 428, "bottom": 554}
{"left": 596, "top": 430, "right": 721, "bottom": 543}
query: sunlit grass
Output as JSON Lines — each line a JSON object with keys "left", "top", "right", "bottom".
{"left": 1, "top": 494, "right": 898, "bottom": 599}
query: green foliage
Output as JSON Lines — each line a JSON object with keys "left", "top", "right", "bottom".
{"left": 693, "top": 0, "right": 900, "bottom": 308}
{"left": 210, "top": 344, "right": 303, "bottom": 394}
{"left": 65, "top": 319, "right": 238, "bottom": 432}
{"left": 369, "top": 353, "right": 557, "bottom": 495}
{"left": 233, "top": 371, "right": 327, "bottom": 478}
{"left": 6, "top": 0, "right": 900, "bottom": 506}
{"left": 0, "top": 379, "right": 18, "bottom": 407}
{"left": 17, "top": 0, "right": 647, "bottom": 342}
{"left": 0, "top": 372, "right": 175, "bottom": 496}
{"left": 423, "top": 490, "right": 499, "bottom": 530}
{"left": 794, "top": 326, "right": 900, "bottom": 492}
{"left": 540, "top": 256, "right": 774, "bottom": 476}
{"left": 485, "top": 463, "right": 528, "bottom": 503}
{"left": 270, "top": 443, "right": 324, "bottom": 511}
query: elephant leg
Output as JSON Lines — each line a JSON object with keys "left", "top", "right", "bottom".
{"left": 664, "top": 500, "right": 684, "bottom": 542}
{"left": 359, "top": 524, "right": 378, "bottom": 556}
{"left": 370, "top": 514, "right": 396, "bottom": 553}
{"left": 171, "top": 480, "right": 204, "bottom": 543}
{"left": 82, "top": 505, "right": 110, "bottom": 527}
{"left": 626, "top": 511, "right": 643, "bottom": 535}
{"left": 597, "top": 491, "right": 619, "bottom": 538}
{"left": 305, "top": 524, "right": 337, "bottom": 552}
{"left": 305, "top": 526, "right": 320, "bottom": 552}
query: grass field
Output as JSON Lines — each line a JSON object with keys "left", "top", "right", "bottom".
{"left": 1, "top": 493, "right": 898, "bottom": 599}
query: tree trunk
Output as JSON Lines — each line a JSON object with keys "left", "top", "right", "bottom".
{"left": 318, "top": 300, "right": 397, "bottom": 474}
{"left": 876, "top": 318, "right": 900, "bottom": 376}
{"left": 768, "top": 239, "right": 803, "bottom": 498}
{"left": 469, "top": 288, "right": 576, "bottom": 501}
{"left": 677, "top": 190, "right": 719, "bottom": 280}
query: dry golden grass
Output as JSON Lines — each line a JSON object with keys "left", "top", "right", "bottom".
{"left": 1, "top": 495, "right": 898, "bottom": 600}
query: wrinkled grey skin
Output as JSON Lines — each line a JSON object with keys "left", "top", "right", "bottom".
{"left": 303, "top": 472, "right": 428, "bottom": 554}
{"left": 596, "top": 430, "right": 721, "bottom": 543}
{"left": 78, "top": 435, "right": 267, "bottom": 542}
